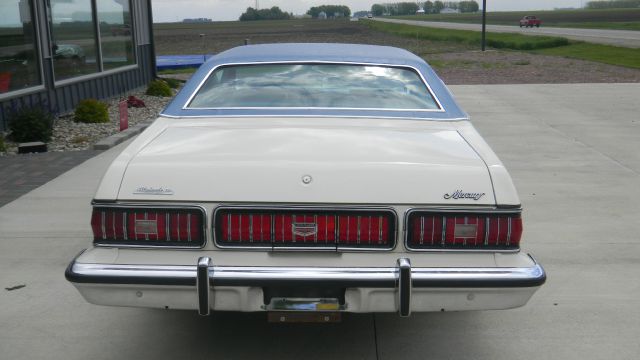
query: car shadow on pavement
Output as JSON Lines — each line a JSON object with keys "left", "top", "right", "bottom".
{"left": 98, "top": 309, "right": 496, "bottom": 360}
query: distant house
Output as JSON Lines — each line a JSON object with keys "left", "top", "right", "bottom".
{"left": 318, "top": 11, "right": 327, "bottom": 19}
{"left": 440, "top": 7, "right": 460, "bottom": 14}
{"left": 416, "top": 8, "right": 425, "bottom": 14}
{"left": 183, "top": 18, "right": 213, "bottom": 23}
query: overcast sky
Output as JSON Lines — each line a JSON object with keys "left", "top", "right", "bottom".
{"left": 151, "top": 0, "right": 588, "bottom": 22}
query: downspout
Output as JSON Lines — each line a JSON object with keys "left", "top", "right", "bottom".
{"left": 147, "top": 0, "right": 157, "bottom": 78}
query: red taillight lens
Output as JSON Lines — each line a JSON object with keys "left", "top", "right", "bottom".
{"left": 407, "top": 211, "right": 522, "bottom": 250}
{"left": 215, "top": 209, "right": 396, "bottom": 250}
{"left": 91, "top": 207, "right": 205, "bottom": 247}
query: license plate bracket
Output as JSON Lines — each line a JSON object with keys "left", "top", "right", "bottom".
{"left": 268, "top": 311, "right": 341, "bottom": 323}
{"left": 264, "top": 297, "right": 345, "bottom": 312}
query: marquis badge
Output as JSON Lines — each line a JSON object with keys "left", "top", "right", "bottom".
{"left": 133, "top": 186, "right": 174, "bottom": 195}
{"left": 444, "top": 190, "right": 485, "bottom": 201}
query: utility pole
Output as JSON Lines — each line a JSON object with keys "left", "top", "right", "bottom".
{"left": 481, "top": 0, "right": 487, "bottom": 51}
{"left": 255, "top": 0, "right": 259, "bottom": 10}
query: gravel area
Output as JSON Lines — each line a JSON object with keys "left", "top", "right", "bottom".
{"left": 426, "top": 50, "right": 640, "bottom": 85}
{"left": 0, "top": 86, "right": 176, "bottom": 156}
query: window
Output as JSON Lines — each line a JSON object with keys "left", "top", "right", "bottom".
{"left": 49, "top": 0, "right": 99, "bottom": 80}
{"left": 97, "top": 0, "right": 135, "bottom": 70}
{"left": 188, "top": 64, "right": 440, "bottom": 110}
{"left": 49, "top": 0, "right": 136, "bottom": 81}
{"left": 0, "top": 0, "right": 41, "bottom": 94}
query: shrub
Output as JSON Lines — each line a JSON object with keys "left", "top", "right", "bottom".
{"left": 8, "top": 106, "right": 54, "bottom": 142}
{"left": 74, "top": 99, "right": 109, "bottom": 123}
{"left": 161, "top": 77, "right": 181, "bottom": 89}
{"left": 0, "top": 134, "right": 6, "bottom": 152}
{"left": 146, "top": 79, "right": 173, "bottom": 97}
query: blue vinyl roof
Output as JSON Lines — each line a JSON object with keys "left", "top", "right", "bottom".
{"left": 161, "top": 43, "right": 468, "bottom": 120}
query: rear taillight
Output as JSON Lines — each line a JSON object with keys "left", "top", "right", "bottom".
{"left": 91, "top": 206, "right": 205, "bottom": 247}
{"left": 406, "top": 210, "right": 522, "bottom": 250}
{"left": 215, "top": 208, "right": 396, "bottom": 250}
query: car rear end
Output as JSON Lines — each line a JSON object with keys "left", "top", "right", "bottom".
{"left": 65, "top": 43, "right": 545, "bottom": 319}
{"left": 66, "top": 117, "right": 545, "bottom": 318}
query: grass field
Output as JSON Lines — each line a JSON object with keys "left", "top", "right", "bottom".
{"left": 153, "top": 19, "right": 640, "bottom": 84}
{"left": 534, "top": 42, "right": 640, "bottom": 68}
{"left": 364, "top": 20, "right": 640, "bottom": 69}
{"left": 153, "top": 19, "right": 476, "bottom": 56}
{"left": 391, "top": 8, "right": 640, "bottom": 31}
{"left": 363, "top": 20, "right": 569, "bottom": 50}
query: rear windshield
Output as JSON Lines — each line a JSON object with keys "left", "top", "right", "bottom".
{"left": 187, "top": 63, "right": 440, "bottom": 110}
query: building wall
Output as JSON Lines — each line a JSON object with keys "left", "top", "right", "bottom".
{"left": 0, "top": 0, "right": 156, "bottom": 131}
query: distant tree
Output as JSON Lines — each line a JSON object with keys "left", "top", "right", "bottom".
{"left": 443, "top": 1, "right": 458, "bottom": 9}
{"left": 396, "top": 2, "right": 419, "bottom": 14}
{"left": 371, "top": 4, "right": 385, "bottom": 15}
{"left": 371, "top": 2, "right": 420, "bottom": 16}
{"left": 239, "top": 6, "right": 292, "bottom": 21}
{"left": 307, "top": 5, "right": 351, "bottom": 18}
{"left": 458, "top": 0, "right": 479, "bottom": 12}
{"left": 586, "top": 0, "right": 640, "bottom": 8}
{"left": 423, "top": 1, "right": 434, "bottom": 13}
{"left": 433, "top": 0, "right": 445, "bottom": 13}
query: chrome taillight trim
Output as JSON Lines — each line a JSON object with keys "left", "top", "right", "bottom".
{"left": 403, "top": 207, "right": 522, "bottom": 253}
{"left": 91, "top": 202, "right": 208, "bottom": 250}
{"left": 212, "top": 204, "right": 398, "bottom": 252}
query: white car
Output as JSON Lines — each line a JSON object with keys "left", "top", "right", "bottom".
{"left": 66, "top": 43, "right": 545, "bottom": 321}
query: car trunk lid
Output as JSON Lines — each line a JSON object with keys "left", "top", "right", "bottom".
{"left": 117, "top": 121, "right": 495, "bottom": 205}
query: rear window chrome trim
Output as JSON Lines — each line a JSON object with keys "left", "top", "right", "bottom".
{"left": 159, "top": 114, "right": 469, "bottom": 122}
{"left": 403, "top": 207, "right": 522, "bottom": 253}
{"left": 212, "top": 204, "right": 399, "bottom": 252}
{"left": 182, "top": 61, "right": 446, "bottom": 113}
{"left": 91, "top": 202, "right": 208, "bottom": 250}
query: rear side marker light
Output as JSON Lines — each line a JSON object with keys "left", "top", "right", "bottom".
{"left": 406, "top": 211, "right": 522, "bottom": 250}
{"left": 91, "top": 206, "right": 205, "bottom": 247}
{"left": 215, "top": 209, "right": 396, "bottom": 250}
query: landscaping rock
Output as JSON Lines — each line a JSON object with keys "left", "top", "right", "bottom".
{"left": 0, "top": 87, "right": 175, "bottom": 156}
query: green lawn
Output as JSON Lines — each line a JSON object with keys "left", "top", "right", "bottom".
{"left": 158, "top": 67, "right": 197, "bottom": 75}
{"left": 545, "top": 22, "right": 640, "bottom": 31}
{"left": 366, "top": 20, "right": 640, "bottom": 69}
{"left": 363, "top": 20, "right": 569, "bottom": 50}
{"left": 534, "top": 42, "right": 640, "bottom": 69}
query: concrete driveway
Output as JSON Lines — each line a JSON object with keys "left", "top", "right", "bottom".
{"left": 374, "top": 18, "right": 640, "bottom": 48}
{"left": 1, "top": 83, "right": 639, "bottom": 359}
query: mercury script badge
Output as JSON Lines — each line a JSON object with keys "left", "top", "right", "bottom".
{"left": 444, "top": 190, "right": 485, "bottom": 201}
{"left": 133, "top": 186, "right": 174, "bottom": 195}
{"left": 292, "top": 223, "right": 318, "bottom": 237}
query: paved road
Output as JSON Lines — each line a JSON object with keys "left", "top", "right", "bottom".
{"left": 374, "top": 18, "right": 640, "bottom": 48}
{"left": 1, "top": 83, "right": 639, "bottom": 359}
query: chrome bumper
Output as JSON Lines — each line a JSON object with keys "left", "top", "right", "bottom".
{"left": 66, "top": 253, "right": 546, "bottom": 317}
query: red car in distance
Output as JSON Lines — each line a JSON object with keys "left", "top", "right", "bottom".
{"left": 519, "top": 16, "right": 541, "bottom": 28}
